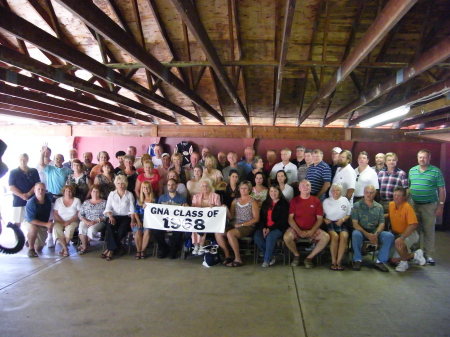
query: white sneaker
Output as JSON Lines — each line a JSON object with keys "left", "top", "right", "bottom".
{"left": 192, "top": 245, "right": 199, "bottom": 256}
{"left": 395, "top": 260, "right": 409, "bottom": 272}
{"left": 198, "top": 246, "right": 205, "bottom": 256}
{"left": 47, "top": 234, "right": 55, "bottom": 248}
{"left": 261, "top": 262, "right": 269, "bottom": 268}
{"left": 269, "top": 257, "right": 276, "bottom": 266}
{"left": 413, "top": 249, "right": 426, "bottom": 266}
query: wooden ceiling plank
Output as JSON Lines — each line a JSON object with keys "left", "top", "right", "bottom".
{"left": 0, "top": 102, "right": 79, "bottom": 123}
{"left": 0, "top": 46, "right": 157, "bottom": 123}
{"left": 0, "top": 106, "right": 67, "bottom": 123}
{"left": 299, "top": 0, "right": 418, "bottom": 125}
{"left": 273, "top": 0, "right": 297, "bottom": 125}
{"left": 332, "top": 38, "right": 450, "bottom": 126}
{"left": 0, "top": 10, "right": 187, "bottom": 124}
{"left": 169, "top": 0, "right": 247, "bottom": 124}
{"left": 0, "top": 82, "right": 113, "bottom": 123}
{"left": 55, "top": 0, "right": 222, "bottom": 124}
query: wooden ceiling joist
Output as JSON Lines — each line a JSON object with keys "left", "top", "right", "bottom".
{"left": 298, "top": 0, "right": 418, "bottom": 125}
{"left": 169, "top": 0, "right": 248, "bottom": 124}
{"left": 0, "top": 10, "right": 192, "bottom": 124}
{"left": 0, "top": 46, "right": 160, "bottom": 123}
{"left": 0, "top": 103, "right": 78, "bottom": 124}
{"left": 325, "top": 36, "right": 450, "bottom": 126}
{"left": 55, "top": 0, "right": 224, "bottom": 124}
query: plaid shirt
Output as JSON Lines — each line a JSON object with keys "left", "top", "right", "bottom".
{"left": 378, "top": 167, "right": 408, "bottom": 201}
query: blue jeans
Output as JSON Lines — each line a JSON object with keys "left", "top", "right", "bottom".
{"left": 352, "top": 230, "right": 394, "bottom": 263}
{"left": 254, "top": 229, "right": 283, "bottom": 263}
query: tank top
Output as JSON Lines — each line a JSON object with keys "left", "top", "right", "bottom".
{"left": 235, "top": 200, "right": 253, "bottom": 225}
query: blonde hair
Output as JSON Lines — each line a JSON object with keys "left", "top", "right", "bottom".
{"left": 114, "top": 174, "right": 128, "bottom": 188}
{"left": 143, "top": 160, "right": 154, "bottom": 170}
{"left": 138, "top": 181, "right": 154, "bottom": 206}
{"left": 204, "top": 154, "right": 217, "bottom": 169}
{"left": 199, "top": 178, "right": 215, "bottom": 192}
{"left": 140, "top": 154, "right": 151, "bottom": 165}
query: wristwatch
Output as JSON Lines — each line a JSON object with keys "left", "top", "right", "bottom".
{"left": 439, "top": 201, "right": 444, "bottom": 205}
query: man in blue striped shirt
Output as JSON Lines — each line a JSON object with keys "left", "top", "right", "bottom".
{"left": 408, "top": 149, "right": 446, "bottom": 265}
{"left": 306, "top": 149, "right": 331, "bottom": 200}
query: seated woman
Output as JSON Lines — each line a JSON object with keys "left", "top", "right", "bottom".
{"left": 135, "top": 160, "right": 161, "bottom": 198}
{"left": 53, "top": 185, "right": 82, "bottom": 257}
{"left": 191, "top": 179, "right": 222, "bottom": 255}
{"left": 323, "top": 183, "right": 351, "bottom": 270}
{"left": 202, "top": 154, "right": 223, "bottom": 188}
{"left": 251, "top": 172, "right": 268, "bottom": 206}
{"left": 275, "top": 170, "right": 294, "bottom": 201}
{"left": 222, "top": 170, "right": 240, "bottom": 209}
{"left": 170, "top": 153, "right": 189, "bottom": 184}
{"left": 215, "top": 181, "right": 259, "bottom": 267}
{"left": 78, "top": 184, "right": 107, "bottom": 254}
{"left": 102, "top": 175, "right": 136, "bottom": 261}
{"left": 246, "top": 156, "right": 265, "bottom": 185}
{"left": 66, "top": 159, "right": 91, "bottom": 202}
{"left": 116, "top": 155, "right": 138, "bottom": 197}
{"left": 163, "top": 170, "right": 188, "bottom": 200}
{"left": 133, "top": 181, "right": 155, "bottom": 259}
{"left": 254, "top": 185, "right": 289, "bottom": 267}
{"left": 94, "top": 162, "right": 115, "bottom": 200}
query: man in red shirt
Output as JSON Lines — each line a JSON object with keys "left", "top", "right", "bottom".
{"left": 284, "top": 179, "right": 330, "bottom": 268}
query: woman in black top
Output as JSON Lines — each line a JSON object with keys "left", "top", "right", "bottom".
{"left": 253, "top": 185, "right": 289, "bottom": 267}
{"left": 222, "top": 170, "right": 240, "bottom": 208}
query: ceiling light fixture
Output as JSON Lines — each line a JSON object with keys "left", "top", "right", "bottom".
{"left": 359, "top": 105, "right": 410, "bottom": 128}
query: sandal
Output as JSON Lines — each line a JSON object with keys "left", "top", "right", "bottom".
{"left": 140, "top": 251, "right": 146, "bottom": 259}
{"left": 330, "top": 264, "right": 338, "bottom": 271}
{"left": 28, "top": 249, "right": 38, "bottom": 258}
{"left": 105, "top": 251, "right": 113, "bottom": 261}
{"left": 336, "top": 265, "right": 345, "bottom": 271}
{"left": 222, "top": 257, "right": 234, "bottom": 265}
{"left": 226, "top": 260, "right": 244, "bottom": 267}
{"left": 101, "top": 250, "right": 108, "bottom": 259}
{"left": 135, "top": 252, "right": 141, "bottom": 260}
{"left": 78, "top": 249, "right": 87, "bottom": 255}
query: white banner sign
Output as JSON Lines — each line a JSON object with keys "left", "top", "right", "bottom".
{"left": 143, "top": 203, "right": 227, "bottom": 233}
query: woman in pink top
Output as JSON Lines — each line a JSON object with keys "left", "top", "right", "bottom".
{"left": 191, "top": 179, "right": 221, "bottom": 255}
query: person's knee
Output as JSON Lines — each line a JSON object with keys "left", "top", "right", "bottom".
{"left": 283, "top": 231, "right": 293, "bottom": 243}
{"left": 352, "top": 230, "right": 363, "bottom": 240}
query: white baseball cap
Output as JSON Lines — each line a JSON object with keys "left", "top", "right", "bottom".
{"left": 332, "top": 147, "right": 342, "bottom": 154}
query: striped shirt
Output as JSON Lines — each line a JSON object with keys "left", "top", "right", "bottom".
{"left": 306, "top": 161, "right": 331, "bottom": 195}
{"left": 378, "top": 167, "right": 408, "bottom": 202}
{"left": 408, "top": 165, "right": 445, "bottom": 203}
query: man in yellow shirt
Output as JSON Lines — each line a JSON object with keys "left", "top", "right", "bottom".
{"left": 389, "top": 187, "right": 426, "bottom": 272}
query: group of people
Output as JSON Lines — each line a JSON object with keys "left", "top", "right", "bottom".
{"left": 7, "top": 143, "right": 446, "bottom": 272}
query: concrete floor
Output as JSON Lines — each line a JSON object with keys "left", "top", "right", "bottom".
{"left": 1, "top": 231, "right": 450, "bottom": 337}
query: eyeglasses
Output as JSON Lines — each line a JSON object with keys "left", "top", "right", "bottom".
{"left": 356, "top": 174, "right": 360, "bottom": 182}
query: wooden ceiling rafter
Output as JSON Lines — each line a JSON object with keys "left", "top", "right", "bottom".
{"left": 298, "top": 0, "right": 418, "bottom": 126}
{"left": 331, "top": 37, "right": 450, "bottom": 126}
{"left": 0, "top": 46, "right": 163, "bottom": 123}
{"left": 169, "top": 0, "right": 248, "bottom": 125}
{"left": 0, "top": 10, "right": 190, "bottom": 124}
{"left": 273, "top": 0, "right": 297, "bottom": 125}
{"left": 56, "top": 0, "right": 223, "bottom": 124}
{"left": 0, "top": 104, "right": 71, "bottom": 124}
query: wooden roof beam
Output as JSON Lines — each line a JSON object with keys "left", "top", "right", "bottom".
{"left": 298, "top": 0, "right": 418, "bottom": 125}
{"left": 0, "top": 68, "right": 151, "bottom": 123}
{"left": 0, "top": 10, "right": 189, "bottom": 124}
{"left": 328, "top": 37, "right": 450, "bottom": 126}
{"left": 0, "top": 46, "right": 162, "bottom": 123}
{"left": 169, "top": 0, "right": 248, "bottom": 124}
{"left": 273, "top": 0, "right": 297, "bottom": 124}
{"left": 0, "top": 103, "right": 78, "bottom": 123}
{"left": 55, "top": 0, "right": 223, "bottom": 124}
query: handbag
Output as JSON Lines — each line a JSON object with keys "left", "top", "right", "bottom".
{"left": 202, "top": 244, "right": 221, "bottom": 267}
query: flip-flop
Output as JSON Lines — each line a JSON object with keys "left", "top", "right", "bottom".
{"left": 226, "top": 261, "right": 243, "bottom": 267}
{"left": 330, "top": 264, "right": 338, "bottom": 271}
{"left": 27, "top": 249, "right": 38, "bottom": 258}
{"left": 336, "top": 265, "right": 345, "bottom": 271}
{"left": 222, "top": 257, "right": 234, "bottom": 265}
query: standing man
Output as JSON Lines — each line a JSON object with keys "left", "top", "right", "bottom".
{"left": 372, "top": 153, "right": 386, "bottom": 174}
{"left": 9, "top": 154, "right": 40, "bottom": 227}
{"left": 82, "top": 152, "right": 95, "bottom": 176}
{"left": 270, "top": 148, "right": 298, "bottom": 185}
{"left": 199, "top": 147, "right": 211, "bottom": 167}
{"left": 36, "top": 146, "right": 53, "bottom": 186}
{"left": 24, "top": 182, "right": 53, "bottom": 257}
{"left": 305, "top": 149, "right": 331, "bottom": 200}
{"left": 329, "top": 147, "right": 342, "bottom": 180}
{"left": 408, "top": 149, "right": 446, "bottom": 265}
{"left": 217, "top": 151, "right": 228, "bottom": 172}
{"left": 127, "top": 145, "right": 141, "bottom": 169}
{"left": 284, "top": 179, "right": 330, "bottom": 268}
{"left": 222, "top": 152, "right": 245, "bottom": 183}
{"left": 297, "top": 149, "right": 313, "bottom": 182}
{"left": 353, "top": 151, "right": 379, "bottom": 203}
{"left": 154, "top": 179, "right": 188, "bottom": 259}
{"left": 152, "top": 144, "right": 163, "bottom": 168}
{"left": 351, "top": 185, "right": 394, "bottom": 272}
{"left": 63, "top": 149, "right": 78, "bottom": 169}
{"left": 378, "top": 152, "right": 408, "bottom": 214}
{"left": 291, "top": 146, "right": 306, "bottom": 168}
{"left": 389, "top": 187, "right": 426, "bottom": 272}
{"left": 332, "top": 150, "right": 356, "bottom": 202}
{"left": 238, "top": 146, "right": 256, "bottom": 176}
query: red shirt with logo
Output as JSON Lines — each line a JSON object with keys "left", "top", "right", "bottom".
{"left": 289, "top": 195, "right": 323, "bottom": 230}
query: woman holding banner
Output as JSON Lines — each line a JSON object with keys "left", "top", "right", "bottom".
{"left": 216, "top": 181, "right": 259, "bottom": 267}
{"left": 102, "top": 175, "right": 136, "bottom": 261}
{"left": 253, "top": 185, "right": 289, "bottom": 267}
{"left": 133, "top": 181, "right": 155, "bottom": 259}
{"left": 191, "top": 179, "right": 222, "bottom": 255}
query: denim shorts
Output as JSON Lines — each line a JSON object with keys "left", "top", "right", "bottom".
{"left": 327, "top": 221, "right": 349, "bottom": 233}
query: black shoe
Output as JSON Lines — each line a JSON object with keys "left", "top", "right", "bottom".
{"left": 374, "top": 262, "right": 389, "bottom": 272}
{"left": 352, "top": 261, "right": 361, "bottom": 271}
{"left": 157, "top": 250, "right": 169, "bottom": 259}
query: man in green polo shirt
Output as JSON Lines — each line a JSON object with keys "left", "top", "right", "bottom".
{"left": 408, "top": 149, "right": 446, "bottom": 265}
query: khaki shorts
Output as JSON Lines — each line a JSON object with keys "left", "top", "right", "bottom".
{"left": 12, "top": 207, "right": 25, "bottom": 224}
{"left": 392, "top": 230, "right": 419, "bottom": 258}
{"left": 226, "top": 224, "right": 255, "bottom": 238}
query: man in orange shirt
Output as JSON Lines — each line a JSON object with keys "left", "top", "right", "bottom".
{"left": 389, "top": 187, "right": 426, "bottom": 272}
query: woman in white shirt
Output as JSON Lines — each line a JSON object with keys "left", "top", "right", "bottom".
{"left": 53, "top": 185, "right": 81, "bottom": 257}
{"left": 102, "top": 175, "right": 136, "bottom": 261}
{"left": 323, "top": 184, "right": 351, "bottom": 271}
